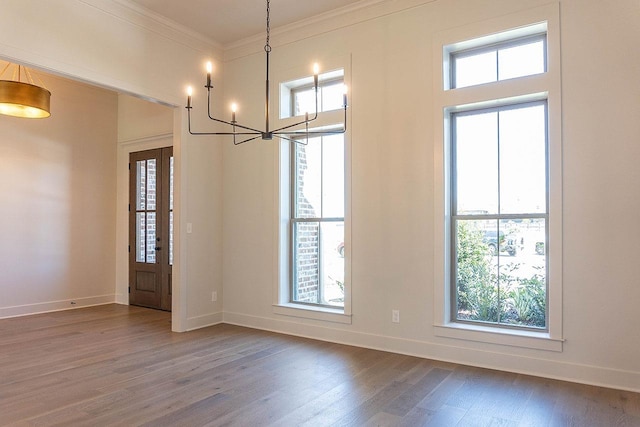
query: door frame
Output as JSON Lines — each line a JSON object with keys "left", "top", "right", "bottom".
{"left": 116, "top": 135, "right": 174, "bottom": 308}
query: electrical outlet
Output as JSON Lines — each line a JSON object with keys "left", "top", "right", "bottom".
{"left": 392, "top": 309, "right": 400, "bottom": 323}
{"left": 211, "top": 291, "right": 217, "bottom": 302}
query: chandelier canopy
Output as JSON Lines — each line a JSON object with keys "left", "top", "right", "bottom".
{"left": 0, "top": 63, "right": 51, "bottom": 119}
{"left": 186, "top": 0, "right": 347, "bottom": 145}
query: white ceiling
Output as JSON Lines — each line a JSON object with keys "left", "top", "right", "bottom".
{"left": 127, "top": 0, "right": 366, "bottom": 46}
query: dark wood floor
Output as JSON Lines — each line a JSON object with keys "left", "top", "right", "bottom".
{"left": 0, "top": 305, "right": 638, "bottom": 426}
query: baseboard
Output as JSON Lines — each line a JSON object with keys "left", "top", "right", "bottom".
{"left": 0, "top": 295, "right": 116, "bottom": 319}
{"left": 222, "top": 310, "right": 640, "bottom": 393}
{"left": 186, "top": 311, "right": 224, "bottom": 331}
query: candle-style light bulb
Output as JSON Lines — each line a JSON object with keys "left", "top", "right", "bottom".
{"left": 231, "top": 103, "right": 237, "bottom": 123}
{"left": 186, "top": 86, "right": 193, "bottom": 108}
{"left": 206, "top": 62, "right": 212, "bottom": 88}
{"left": 342, "top": 84, "right": 348, "bottom": 108}
{"left": 313, "top": 63, "right": 319, "bottom": 88}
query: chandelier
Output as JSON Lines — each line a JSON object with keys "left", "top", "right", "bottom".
{"left": 185, "top": 0, "right": 347, "bottom": 145}
{"left": 0, "top": 62, "right": 51, "bottom": 119}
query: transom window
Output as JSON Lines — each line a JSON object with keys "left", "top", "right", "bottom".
{"left": 452, "top": 34, "right": 546, "bottom": 89}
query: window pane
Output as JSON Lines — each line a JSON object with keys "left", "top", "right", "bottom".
{"left": 496, "top": 218, "right": 546, "bottom": 328}
{"left": 295, "top": 138, "right": 322, "bottom": 218}
{"left": 293, "top": 88, "right": 317, "bottom": 117}
{"left": 498, "top": 40, "right": 545, "bottom": 81}
{"left": 136, "top": 212, "right": 145, "bottom": 262}
{"left": 321, "top": 83, "right": 344, "bottom": 112}
{"left": 322, "top": 134, "right": 344, "bottom": 217}
{"left": 136, "top": 161, "right": 146, "bottom": 210}
{"left": 146, "top": 159, "right": 156, "bottom": 211}
{"left": 293, "top": 221, "right": 320, "bottom": 303}
{"left": 455, "top": 111, "right": 498, "bottom": 215}
{"left": 455, "top": 219, "right": 499, "bottom": 323}
{"left": 499, "top": 104, "right": 547, "bottom": 214}
{"left": 321, "top": 221, "right": 344, "bottom": 307}
{"left": 292, "top": 221, "right": 344, "bottom": 308}
{"left": 454, "top": 50, "right": 497, "bottom": 88}
{"left": 146, "top": 212, "right": 156, "bottom": 264}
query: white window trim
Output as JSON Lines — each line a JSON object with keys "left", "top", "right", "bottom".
{"left": 432, "top": 3, "right": 563, "bottom": 351}
{"left": 273, "top": 54, "right": 352, "bottom": 324}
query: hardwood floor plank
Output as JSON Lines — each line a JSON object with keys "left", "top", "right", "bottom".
{"left": 1, "top": 305, "right": 639, "bottom": 427}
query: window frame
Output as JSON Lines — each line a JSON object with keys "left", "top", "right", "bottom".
{"left": 432, "top": 3, "right": 563, "bottom": 351}
{"left": 449, "top": 100, "right": 549, "bottom": 331}
{"left": 273, "top": 56, "right": 352, "bottom": 324}
{"left": 290, "top": 133, "right": 345, "bottom": 309}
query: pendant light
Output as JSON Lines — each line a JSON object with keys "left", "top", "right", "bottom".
{"left": 0, "top": 62, "right": 51, "bottom": 119}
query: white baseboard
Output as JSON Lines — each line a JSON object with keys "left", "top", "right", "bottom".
{"left": 186, "top": 311, "right": 224, "bottom": 331}
{"left": 223, "top": 310, "right": 640, "bottom": 393}
{"left": 0, "top": 295, "right": 116, "bottom": 319}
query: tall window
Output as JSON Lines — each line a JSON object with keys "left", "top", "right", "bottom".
{"left": 434, "top": 9, "right": 562, "bottom": 346}
{"left": 282, "top": 70, "right": 346, "bottom": 308}
{"left": 292, "top": 134, "right": 345, "bottom": 307}
{"left": 452, "top": 102, "right": 547, "bottom": 328}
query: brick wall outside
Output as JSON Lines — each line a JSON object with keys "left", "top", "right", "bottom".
{"left": 294, "top": 145, "right": 320, "bottom": 303}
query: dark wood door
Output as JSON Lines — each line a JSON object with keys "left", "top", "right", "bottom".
{"left": 129, "top": 147, "right": 173, "bottom": 311}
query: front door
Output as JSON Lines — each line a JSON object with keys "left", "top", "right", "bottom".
{"left": 129, "top": 147, "right": 173, "bottom": 311}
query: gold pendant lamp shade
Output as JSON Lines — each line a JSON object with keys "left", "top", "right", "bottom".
{"left": 0, "top": 63, "right": 51, "bottom": 119}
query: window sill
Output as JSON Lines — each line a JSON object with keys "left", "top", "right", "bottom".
{"left": 434, "top": 322, "right": 563, "bottom": 352}
{"left": 273, "top": 303, "right": 352, "bottom": 324}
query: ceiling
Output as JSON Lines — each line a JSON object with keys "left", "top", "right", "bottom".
{"left": 127, "top": 0, "right": 366, "bottom": 46}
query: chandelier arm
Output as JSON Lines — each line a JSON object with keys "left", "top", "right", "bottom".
{"left": 234, "top": 135, "right": 262, "bottom": 145}
{"left": 274, "top": 134, "right": 308, "bottom": 146}
{"left": 274, "top": 105, "right": 347, "bottom": 138}
{"left": 271, "top": 84, "right": 320, "bottom": 134}
{"left": 188, "top": 105, "right": 261, "bottom": 136}
{"left": 205, "top": 88, "right": 263, "bottom": 134}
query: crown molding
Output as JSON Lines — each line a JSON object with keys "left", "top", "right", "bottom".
{"left": 223, "top": 0, "right": 438, "bottom": 61}
{"left": 79, "top": 0, "right": 223, "bottom": 58}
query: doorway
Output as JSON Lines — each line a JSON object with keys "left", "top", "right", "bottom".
{"left": 129, "top": 147, "right": 173, "bottom": 311}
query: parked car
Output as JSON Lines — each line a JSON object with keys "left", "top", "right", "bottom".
{"left": 482, "top": 230, "right": 521, "bottom": 256}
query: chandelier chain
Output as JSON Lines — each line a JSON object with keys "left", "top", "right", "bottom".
{"left": 264, "top": 0, "right": 272, "bottom": 52}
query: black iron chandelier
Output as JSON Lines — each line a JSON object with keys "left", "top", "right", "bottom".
{"left": 185, "top": 0, "right": 348, "bottom": 145}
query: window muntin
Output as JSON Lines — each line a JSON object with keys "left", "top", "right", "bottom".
{"left": 452, "top": 35, "right": 546, "bottom": 89}
{"left": 292, "top": 78, "right": 345, "bottom": 118}
{"left": 451, "top": 102, "right": 548, "bottom": 330}
{"left": 291, "top": 134, "right": 345, "bottom": 308}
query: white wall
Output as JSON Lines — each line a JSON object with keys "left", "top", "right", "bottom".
{"left": 0, "top": 68, "right": 118, "bottom": 317}
{"left": 221, "top": 0, "right": 640, "bottom": 392}
{"left": 0, "top": 0, "right": 224, "bottom": 331}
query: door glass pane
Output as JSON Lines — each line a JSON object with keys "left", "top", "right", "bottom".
{"left": 169, "top": 156, "right": 174, "bottom": 211}
{"left": 146, "top": 212, "right": 156, "bottom": 264}
{"left": 455, "top": 111, "right": 498, "bottom": 215}
{"left": 146, "top": 159, "right": 157, "bottom": 211}
{"left": 136, "top": 161, "right": 146, "bottom": 210}
{"left": 169, "top": 211, "right": 173, "bottom": 266}
{"left": 136, "top": 213, "right": 145, "bottom": 262}
{"left": 499, "top": 104, "right": 547, "bottom": 214}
